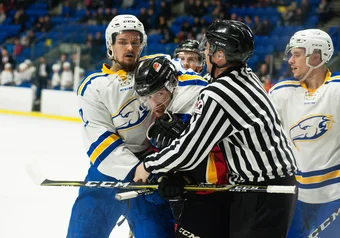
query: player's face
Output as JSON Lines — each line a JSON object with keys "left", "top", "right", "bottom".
{"left": 288, "top": 48, "right": 309, "bottom": 80}
{"left": 177, "top": 51, "right": 202, "bottom": 73}
{"left": 112, "top": 31, "right": 142, "bottom": 71}
{"left": 146, "top": 87, "right": 171, "bottom": 117}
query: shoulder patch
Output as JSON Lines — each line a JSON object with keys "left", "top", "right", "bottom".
{"left": 194, "top": 99, "right": 204, "bottom": 115}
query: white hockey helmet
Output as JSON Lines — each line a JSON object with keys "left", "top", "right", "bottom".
{"left": 105, "top": 14, "right": 147, "bottom": 59}
{"left": 284, "top": 29, "right": 334, "bottom": 64}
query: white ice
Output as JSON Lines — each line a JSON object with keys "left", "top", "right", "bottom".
{"left": 0, "top": 114, "right": 130, "bottom": 238}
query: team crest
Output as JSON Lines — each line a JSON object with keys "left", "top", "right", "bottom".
{"left": 153, "top": 62, "right": 162, "bottom": 72}
{"left": 194, "top": 99, "right": 204, "bottom": 114}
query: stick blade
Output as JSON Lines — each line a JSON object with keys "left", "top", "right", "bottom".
{"left": 25, "top": 162, "right": 46, "bottom": 186}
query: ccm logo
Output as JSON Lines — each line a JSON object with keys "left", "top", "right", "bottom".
{"left": 178, "top": 227, "right": 200, "bottom": 238}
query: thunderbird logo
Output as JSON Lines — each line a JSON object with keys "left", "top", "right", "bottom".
{"left": 289, "top": 115, "right": 335, "bottom": 150}
{"left": 112, "top": 98, "right": 150, "bottom": 131}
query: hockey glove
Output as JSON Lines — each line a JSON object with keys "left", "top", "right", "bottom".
{"left": 158, "top": 173, "right": 188, "bottom": 199}
{"left": 147, "top": 111, "right": 188, "bottom": 150}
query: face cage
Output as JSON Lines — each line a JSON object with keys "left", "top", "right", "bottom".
{"left": 107, "top": 31, "right": 145, "bottom": 60}
{"left": 135, "top": 75, "right": 177, "bottom": 110}
{"left": 175, "top": 51, "right": 204, "bottom": 67}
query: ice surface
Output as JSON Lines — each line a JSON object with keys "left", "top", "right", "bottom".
{"left": 0, "top": 114, "right": 130, "bottom": 238}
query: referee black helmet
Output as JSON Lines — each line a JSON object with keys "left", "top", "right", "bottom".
{"left": 204, "top": 20, "right": 254, "bottom": 64}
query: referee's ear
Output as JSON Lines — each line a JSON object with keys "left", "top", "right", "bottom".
{"left": 215, "top": 50, "right": 226, "bottom": 65}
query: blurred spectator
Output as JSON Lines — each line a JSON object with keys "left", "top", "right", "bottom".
{"left": 103, "top": 7, "right": 111, "bottom": 24}
{"left": 185, "top": 0, "right": 195, "bottom": 17}
{"left": 34, "top": 16, "right": 45, "bottom": 32}
{"left": 251, "top": 16, "right": 262, "bottom": 35}
{"left": 244, "top": 15, "right": 253, "bottom": 28}
{"left": 0, "top": 47, "right": 16, "bottom": 72}
{"left": 12, "top": 8, "right": 28, "bottom": 32}
{"left": 159, "top": 1, "right": 171, "bottom": 21}
{"left": 259, "top": 19, "right": 273, "bottom": 35}
{"left": 160, "top": 28, "right": 175, "bottom": 44}
{"left": 42, "top": 16, "right": 52, "bottom": 32}
{"left": 139, "top": 8, "right": 148, "bottom": 29}
{"left": 181, "top": 21, "right": 191, "bottom": 33}
{"left": 281, "top": 6, "right": 294, "bottom": 26}
{"left": 13, "top": 38, "right": 23, "bottom": 57}
{"left": 317, "top": 0, "right": 333, "bottom": 24}
{"left": 291, "top": 8, "right": 305, "bottom": 26}
{"left": 60, "top": 62, "right": 73, "bottom": 91}
{"left": 146, "top": 9, "right": 156, "bottom": 33}
{"left": 20, "top": 30, "right": 36, "bottom": 46}
{"left": 192, "top": 17, "right": 202, "bottom": 35}
{"left": 35, "top": 56, "right": 50, "bottom": 100}
{"left": 56, "top": 53, "right": 68, "bottom": 70}
{"left": 95, "top": 7, "right": 105, "bottom": 25}
{"left": 300, "top": 0, "right": 311, "bottom": 20}
{"left": 193, "top": 0, "right": 207, "bottom": 18}
{"left": 51, "top": 63, "right": 61, "bottom": 90}
{"left": 24, "top": 59, "right": 36, "bottom": 80}
{"left": 0, "top": 6, "right": 6, "bottom": 24}
{"left": 121, "top": 0, "right": 134, "bottom": 9}
{"left": 256, "top": 63, "right": 271, "bottom": 83}
{"left": 15, "top": 62, "right": 31, "bottom": 87}
{"left": 155, "top": 16, "right": 168, "bottom": 33}
{"left": 263, "top": 77, "right": 274, "bottom": 93}
{"left": 80, "top": 9, "right": 91, "bottom": 23}
{"left": 0, "top": 63, "right": 14, "bottom": 86}
{"left": 196, "top": 27, "right": 206, "bottom": 41}
{"left": 62, "top": 0, "right": 74, "bottom": 18}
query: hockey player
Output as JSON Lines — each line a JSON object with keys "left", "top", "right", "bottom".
{"left": 269, "top": 29, "right": 340, "bottom": 238}
{"left": 134, "top": 20, "right": 298, "bottom": 238}
{"left": 173, "top": 39, "right": 204, "bottom": 74}
{"left": 134, "top": 56, "right": 229, "bottom": 238}
{"left": 66, "top": 15, "right": 175, "bottom": 238}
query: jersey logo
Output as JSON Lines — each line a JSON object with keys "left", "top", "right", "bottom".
{"left": 153, "top": 62, "right": 162, "bottom": 72}
{"left": 112, "top": 98, "right": 150, "bottom": 131}
{"left": 194, "top": 99, "right": 204, "bottom": 115}
{"left": 289, "top": 114, "right": 335, "bottom": 150}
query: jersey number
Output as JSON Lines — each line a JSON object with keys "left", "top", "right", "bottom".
{"left": 79, "top": 108, "right": 89, "bottom": 127}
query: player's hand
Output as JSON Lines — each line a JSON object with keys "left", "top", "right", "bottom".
{"left": 133, "top": 163, "right": 150, "bottom": 183}
{"left": 157, "top": 173, "right": 186, "bottom": 199}
{"left": 147, "top": 111, "right": 187, "bottom": 149}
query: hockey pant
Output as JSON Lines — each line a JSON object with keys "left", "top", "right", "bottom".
{"left": 66, "top": 165, "right": 175, "bottom": 238}
{"left": 287, "top": 198, "right": 340, "bottom": 238}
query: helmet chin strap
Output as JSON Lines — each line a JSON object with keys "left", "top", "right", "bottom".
{"left": 299, "top": 57, "right": 325, "bottom": 82}
{"left": 209, "top": 54, "right": 231, "bottom": 80}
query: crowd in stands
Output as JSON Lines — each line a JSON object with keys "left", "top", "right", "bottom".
{"left": 0, "top": 0, "right": 339, "bottom": 97}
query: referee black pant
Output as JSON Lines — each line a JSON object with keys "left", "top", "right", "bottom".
{"left": 229, "top": 176, "right": 297, "bottom": 238}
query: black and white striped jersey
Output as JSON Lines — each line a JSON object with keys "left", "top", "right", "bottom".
{"left": 144, "top": 65, "right": 297, "bottom": 184}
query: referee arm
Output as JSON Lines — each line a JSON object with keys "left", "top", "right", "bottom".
{"left": 134, "top": 91, "right": 232, "bottom": 182}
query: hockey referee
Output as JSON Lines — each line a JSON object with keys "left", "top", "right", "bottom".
{"left": 135, "top": 20, "right": 298, "bottom": 238}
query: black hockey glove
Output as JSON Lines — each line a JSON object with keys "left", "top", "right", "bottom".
{"left": 158, "top": 173, "right": 188, "bottom": 199}
{"left": 147, "top": 111, "right": 188, "bottom": 150}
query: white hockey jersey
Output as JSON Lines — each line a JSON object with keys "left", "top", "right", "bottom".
{"left": 269, "top": 70, "right": 340, "bottom": 203}
{"left": 77, "top": 56, "right": 208, "bottom": 181}
{"left": 77, "top": 64, "right": 155, "bottom": 180}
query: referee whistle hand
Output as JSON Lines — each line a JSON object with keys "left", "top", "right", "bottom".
{"left": 134, "top": 163, "right": 150, "bottom": 183}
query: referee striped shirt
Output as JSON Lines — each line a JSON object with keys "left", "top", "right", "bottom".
{"left": 144, "top": 65, "right": 297, "bottom": 184}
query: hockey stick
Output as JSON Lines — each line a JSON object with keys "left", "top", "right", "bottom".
{"left": 25, "top": 163, "right": 296, "bottom": 198}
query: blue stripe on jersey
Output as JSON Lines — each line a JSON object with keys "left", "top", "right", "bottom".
{"left": 178, "top": 80, "right": 208, "bottom": 86}
{"left": 78, "top": 73, "right": 108, "bottom": 96}
{"left": 176, "top": 113, "right": 192, "bottom": 124}
{"left": 296, "top": 164, "right": 340, "bottom": 189}
{"left": 331, "top": 72, "right": 340, "bottom": 77}
{"left": 87, "top": 131, "right": 123, "bottom": 166}
{"left": 325, "top": 79, "right": 340, "bottom": 84}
